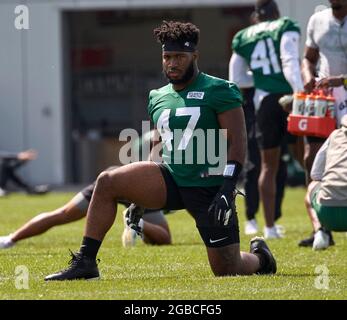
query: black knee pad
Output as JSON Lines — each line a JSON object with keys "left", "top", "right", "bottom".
{"left": 198, "top": 219, "right": 240, "bottom": 248}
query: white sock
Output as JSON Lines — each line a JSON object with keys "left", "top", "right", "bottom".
{"left": 0, "top": 234, "right": 15, "bottom": 248}
{"left": 265, "top": 226, "right": 276, "bottom": 232}
{"left": 139, "top": 219, "right": 144, "bottom": 239}
{"left": 8, "top": 234, "right": 15, "bottom": 244}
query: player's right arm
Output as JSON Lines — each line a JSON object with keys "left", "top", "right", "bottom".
{"left": 302, "top": 46, "right": 319, "bottom": 93}
{"left": 0, "top": 151, "right": 18, "bottom": 159}
{"left": 229, "top": 29, "right": 255, "bottom": 89}
{"left": 228, "top": 53, "right": 254, "bottom": 88}
{"left": 301, "top": 14, "right": 320, "bottom": 93}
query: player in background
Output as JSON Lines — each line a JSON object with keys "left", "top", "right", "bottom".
{"left": 0, "top": 176, "right": 171, "bottom": 249}
{"left": 299, "top": 0, "right": 347, "bottom": 247}
{"left": 0, "top": 132, "right": 171, "bottom": 249}
{"left": 229, "top": 0, "right": 304, "bottom": 239}
{"left": 237, "top": 87, "right": 288, "bottom": 236}
{"left": 304, "top": 115, "right": 347, "bottom": 250}
{"left": 229, "top": 12, "right": 288, "bottom": 236}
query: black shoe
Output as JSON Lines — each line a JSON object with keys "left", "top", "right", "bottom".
{"left": 326, "top": 230, "right": 335, "bottom": 246}
{"left": 27, "top": 185, "right": 49, "bottom": 195}
{"left": 298, "top": 231, "right": 335, "bottom": 247}
{"left": 298, "top": 233, "right": 314, "bottom": 247}
{"left": 250, "top": 237, "right": 277, "bottom": 275}
{"left": 45, "top": 251, "right": 100, "bottom": 281}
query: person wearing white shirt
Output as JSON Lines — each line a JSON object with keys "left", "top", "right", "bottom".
{"left": 229, "top": 0, "right": 304, "bottom": 239}
{"left": 299, "top": 0, "right": 347, "bottom": 247}
{"left": 304, "top": 115, "right": 347, "bottom": 250}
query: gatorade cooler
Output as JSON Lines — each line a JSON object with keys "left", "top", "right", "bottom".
{"left": 287, "top": 115, "right": 336, "bottom": 138}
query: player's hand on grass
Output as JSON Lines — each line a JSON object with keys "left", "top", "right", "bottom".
{"left": 208, "top": 179, "right": 238, "bottom": 227}
{"left": 125, "top": 203, "right": 145, "bottom": 235}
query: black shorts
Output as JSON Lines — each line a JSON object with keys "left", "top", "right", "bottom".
{"left": 256, "top": 93, "right": 297, "bottom": 149}
{"left": 158, "top": 164, "right": 240, "bottom": 248}
{"left": 305, "top": 136, "right": 326, "bottom": 144}
{"left": 81, "top": 183, "right": 95, "bottom": 203}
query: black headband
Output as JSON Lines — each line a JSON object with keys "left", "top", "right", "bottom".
{"left": 162, "top": 40, "right": 196, "bottom": 52}
{"left": 255, "top": 0, "right": 276, "bottom": 15}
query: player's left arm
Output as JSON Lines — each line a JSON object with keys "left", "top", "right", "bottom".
{"left": 310, "top": 138, "right": 329, "bottom": 181}
{"left": 208, "top": 106, "right": 246, "bottom": 227}
{"left": 217, "top": 107, "right": 247, "bottom": 166}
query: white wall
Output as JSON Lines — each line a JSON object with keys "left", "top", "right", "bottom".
{"left": 0, "top": 0, "right": 333, "bottom": 185}
{"left": 24, "top": 3, "right": 65, "bottom": 184}
{"left": 0, "top": 1, "right": 65, "bottom": 185}
{"left": 0, "top": 3, "right": 25, "bottom": 154}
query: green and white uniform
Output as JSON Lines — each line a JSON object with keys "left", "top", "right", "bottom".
{"left": 148, "top": 72, "right": 242, "bottom": 187}
{"left": 232, "top": 17, "right": 300, "bottom": 94}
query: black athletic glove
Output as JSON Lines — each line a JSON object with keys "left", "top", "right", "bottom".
{"left": 124, "top": 203, "right": 145, "bottom": 236}
{"left": 208, "top": 161, "right": 243, "bottom": 227}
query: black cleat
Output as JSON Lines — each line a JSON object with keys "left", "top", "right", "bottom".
{"left": 298, "top": 231, "right": 335, "bottom": 248}
{"left": 27, "top": 185, "right": 50, "bottom": 195}
{"left": 45, "top": 250, "right": 100, "bottom": 281}
{"left": 250, "top": 237, "right": 277, "bottom": 275}
{"left": 298, "top": 233, "right": 314, "bottom": 247}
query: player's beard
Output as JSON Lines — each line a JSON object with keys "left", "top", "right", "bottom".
{"left": 164, "top": 61, "right": 195, "bottom": 85}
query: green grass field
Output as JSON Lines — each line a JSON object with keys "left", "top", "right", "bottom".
{"left": 0, "top": 188, "right": 347, "bottom": 300}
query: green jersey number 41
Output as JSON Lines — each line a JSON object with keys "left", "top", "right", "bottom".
{"left": 251, "top": 38, "right": 281, "bottom": 75}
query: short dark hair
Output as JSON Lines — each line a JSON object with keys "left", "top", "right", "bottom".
{"left": 153, "top": 21, "right": 200, "bottom": 46}
{"left": 254, "top": 0, "right": 280, "bottom": 21}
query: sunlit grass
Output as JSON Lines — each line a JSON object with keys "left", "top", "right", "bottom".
{"left": 0, "top": 189, "right": 346, "bottom": 300}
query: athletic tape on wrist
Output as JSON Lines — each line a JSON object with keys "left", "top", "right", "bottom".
{"left": 223, "top": 161, "right": 243, "bottom": 179}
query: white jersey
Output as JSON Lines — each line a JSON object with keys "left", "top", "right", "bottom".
{"left": 310, "top": 115, "right": 347, "bottom": 206}
{"left": 306, "top": 8, "right": 347, "bottom": 126}
{"left": 333, "top": 86, "right": 347, "bottom": 127}
{"left": 306, "top": 8, "right": 347, "bottom": 78}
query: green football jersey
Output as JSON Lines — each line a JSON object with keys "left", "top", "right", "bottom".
{"left": 148, "top": 72, "right": 243, "bottom": 187}
{"left": 232, "top": 17, "right": 300, "bottom": 94}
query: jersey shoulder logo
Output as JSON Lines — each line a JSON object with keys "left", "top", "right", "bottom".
{"left": 187, "top": 91, "right": 205, "bottom": 100}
